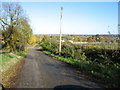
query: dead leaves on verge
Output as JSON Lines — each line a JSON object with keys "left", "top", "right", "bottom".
{"left": 2, "top": 59, "right": 25, "bottom": 88}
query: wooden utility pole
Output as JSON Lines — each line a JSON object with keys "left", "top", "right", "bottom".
{"left": 59, "top": 7, "right": 63, "bottom": 53}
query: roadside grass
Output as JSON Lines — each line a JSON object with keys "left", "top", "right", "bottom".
{"left": 0, "top": 44, "right": 34, "bottom": 71}
{"left": 2, "top": 58, "right": 25, "bottom": 88}
{"left": 0, "top": 44, "right": 34, "bottom": 88}
{"left": 0, "top": 51, "right": 28, "bottom": 88}
{"left": 0, "top": 51, "right": 28, "bottom": 72}
{"left": 42, "top": 50, "right": 120, "bottom": 88}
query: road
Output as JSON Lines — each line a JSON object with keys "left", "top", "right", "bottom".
{"left": 14, "top": 46, "right": 102, "bottom": 89}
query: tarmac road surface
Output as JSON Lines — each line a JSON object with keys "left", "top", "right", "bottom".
{"left": 14, "top": 46, "right": 102, "bottom": 89}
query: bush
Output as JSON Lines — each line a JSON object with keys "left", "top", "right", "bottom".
{"left": 40, "top": 38, "right": 120, "bottom": 88}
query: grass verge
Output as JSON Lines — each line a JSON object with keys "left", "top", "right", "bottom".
{"left": 42, "top": 50, "right": 120, "bottom": 88}
{"left": 2, "top": 58, "right": 25, "bottom": 88}
{"left": 0, "top": 45, "right": 33, "bottom": 88}
{"left": 1, "top": 51, "right": 28, "bottom": 72}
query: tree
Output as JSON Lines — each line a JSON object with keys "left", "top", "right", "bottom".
{"left": 29, "top": 34, "right": 37, "bottom": 45}
{"left": 87, "top": 36, "right": 96, "bottom": 42}
{"left": 0, "top": 3, "right": 33, "bottom": 51}
{"left": 35, "top": 35, "right": 42, "bottom": 43}
{"left": 19, "top": 18, "right": 32, "bottom": 45}
{"left": 95, "top": 34, "right": 100, "bottom": 42}
{"left": 74, "top": 36, "right": 81, "bottom": 42}
{"left": 42, "top": 35, "right": 49, "bottom": 42}
{"left": 0, "top": 29, "right": 2, "bottom": 49}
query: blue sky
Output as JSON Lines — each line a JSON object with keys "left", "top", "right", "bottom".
{"left": 18, "top": 2, "right": 118, "bottom": 34}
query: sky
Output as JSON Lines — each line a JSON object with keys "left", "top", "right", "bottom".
{"left": 1, "top": 0, "right": 120, "bottom": 2}
{"left": 1, "top": 0, "right": 119, "bottom": 34}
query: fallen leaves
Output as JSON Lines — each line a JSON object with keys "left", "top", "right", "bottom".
{"left": 2, "top": 58, "right": 25, "bottom": 88}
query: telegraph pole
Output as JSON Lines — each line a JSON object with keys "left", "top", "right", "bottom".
{"left": 59, "top": 7, "right": 63, "bottom": 54}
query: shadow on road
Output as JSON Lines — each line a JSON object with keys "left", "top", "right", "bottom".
{"left": 35, "top": 49, "right": 43, "bottom": 51}
{"left": 54, "top": 85, "right": 91, "bottom": 90}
